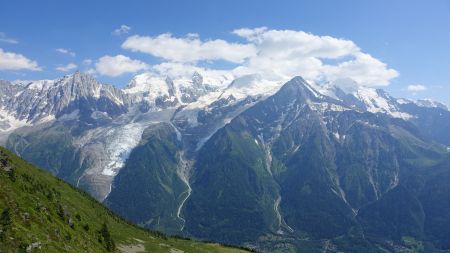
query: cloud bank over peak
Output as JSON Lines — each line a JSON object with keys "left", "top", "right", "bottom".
{"left": 122, "top": 33, "right": 257, "bottom": 63}
{"left": 233, "top": 27, "right": 398, "bottom": 86}
{"left": 95, "top": 55, "right": 149, "bottom": 77}
{"left": 93, "top": 27, "right": 399, "bottom": 88}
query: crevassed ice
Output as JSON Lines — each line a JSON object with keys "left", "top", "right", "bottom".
{"left": 101, "top": 123, "right": 147, "bottom": 176}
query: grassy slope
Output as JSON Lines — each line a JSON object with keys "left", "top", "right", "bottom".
{"left": 0, "top": 146, "right": 250, "bottom": 253}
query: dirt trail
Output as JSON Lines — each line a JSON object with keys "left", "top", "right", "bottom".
{"left": 118, "top": 239, "right": 146, "bottom": 253}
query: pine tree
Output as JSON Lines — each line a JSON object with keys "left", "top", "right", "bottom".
{"left": 0, "top": 208, "right": 12, "bottom": 240}
{"left": 0, "top": 208, "right": 11, "bottom": 227}
{"left": 99, "top": 222, "right": 115, "bottom": 252}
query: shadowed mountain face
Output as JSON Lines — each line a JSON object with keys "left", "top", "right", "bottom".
{"left": 184, "top": 77, "right": 450, "bottom": 252}
{"left": 1, "top": 73, "right": 450, "bottom": 252}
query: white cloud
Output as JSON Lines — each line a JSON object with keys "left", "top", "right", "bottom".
{"left": 322, "top": 52, "right": 399, "bottom": 86}
{"left": 0, "top": 48, "right": 41, "bottom": 71}
{"left": 82, "top": 59, "right": 93, "bottom": 65}
{"left": 231, "top": 28, "right": 398, "bottom": 86}
{"left": 232, "top": 27, "right": 269, "bottom": 41}
{"left": 0, "top": 32, "right": 18, "bottom": 44}
{"left": 95, "top": 55, "right": 149, "bottom": 77}
{"left": 121, "top": 28, "right": 399, "bottom": 87}
{"left": 55, "top": 48, "right": 76, "bottom": 57}
{"left": 112, "top": 25, "right": 131, "bottom": 36}
{"left": 56, "top": 63, "right": 77, "bottom": 72}
{"left": 407, "top": 84, "right": 427, "bottom": 92}
{"left": 122, "top": 33, "right": 256, "bottom": 63}
{"left": 86, "top": 68, "right": 96, "bottom": 75}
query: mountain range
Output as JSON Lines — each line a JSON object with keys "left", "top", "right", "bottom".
{"left": 1, "top": 71, "right": 450, "bottom": 252}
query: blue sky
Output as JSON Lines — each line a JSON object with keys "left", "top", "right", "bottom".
{"left": 1, "top": 0, "right": 449, "bottom": 103}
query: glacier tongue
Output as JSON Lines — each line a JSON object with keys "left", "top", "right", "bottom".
{"left": 101, "top": 123, "right": 147, "bottom": 177}
{"left": 73, "top": 122, "right": 148, "bottom": 201}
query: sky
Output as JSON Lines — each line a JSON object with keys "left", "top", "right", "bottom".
{"left": 0, "top": 0, "right": 449, "bottom": 103}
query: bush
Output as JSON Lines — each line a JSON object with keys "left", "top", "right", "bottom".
{"left": 0, "top": 208, "right": 12, "bottom": 227}
{"left": 0, "top": 208, "right": 12, "bottom": 240}
{"left": 99, "top": 223, "right": 115, "bottom": 252}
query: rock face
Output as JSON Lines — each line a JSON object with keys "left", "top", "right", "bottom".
{"left": 1, "top": 72, "right": 129, "bottom": 123}
{"left": 1, "top": 72, "right": 450, "bottom": 252}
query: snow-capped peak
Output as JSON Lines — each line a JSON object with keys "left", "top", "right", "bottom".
{"left": 392, "top": 98, "right": 449, "bottom": 111}
{"left": 312, "top": 78, "right": 412, "bottom": 119}
{"left": 415, "top": 99, "right": 449, "bottom": 110}
{"left": 124, "top": 72, "right": 177, "bottom": 104}
{"left": 24, "top": 79, "right": 56, "bottom": 91}
{"left": 396, "top": 98, "right": 413, "bottom": 105}
{"left": 192, "top": 71, "right": 203, "bottom": 86}
{"left": 0, "top": 71, "right": 128, "bottom": 129}
{"left": 219, "top": 74, "right": 283, "bottom": 101}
